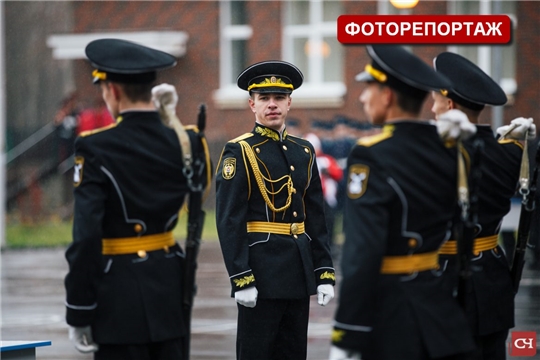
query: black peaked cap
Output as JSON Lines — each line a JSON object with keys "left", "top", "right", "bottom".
{"left": 85, "top": 39, "right": 177, "bottom": 84}
{"left": 434, "top": 52, "right": 507, "bottom": 110}
{"left": 356, "top": 45, "right": 452, "bottom": 99}
{"left": 237, "top": 60, "right": 303, "bottom": 94}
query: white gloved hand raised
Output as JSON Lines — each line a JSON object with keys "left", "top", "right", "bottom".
{"left": 496, "top": 117, "right": 536, "bottom": 140}
{"left": 151, "top": 83, "right": 179, "bottom": 116}
{"left": 235, "top": 287, "right": 258, "bottom": 308}
{"left": 436, "top": 109, "right": 477, "bottom": 142}
{"left": 317, "top": 284, "right": 334, "bottom": 306}
{"left": 69, "top": 325, "right": 99, "bottom": 353}
{"left": 329, "top": 345, "right": 362, "bottom": 360}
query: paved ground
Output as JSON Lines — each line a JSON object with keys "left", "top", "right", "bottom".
{"left": 1, "top": 241, "right": 539, "bottom": 360}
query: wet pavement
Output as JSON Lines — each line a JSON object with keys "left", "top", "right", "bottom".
{"left": 1, "top": 241, "right": 539, "bottom": 360}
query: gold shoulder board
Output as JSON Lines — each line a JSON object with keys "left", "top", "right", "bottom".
{"left": 229, "top": 133, "right": 254, "bottom": 143}
{"left": 357, "top": 130, "right": 393, "bottom": 147}
{"left": 79, "top": 123, "right": 117, "bottom": 138}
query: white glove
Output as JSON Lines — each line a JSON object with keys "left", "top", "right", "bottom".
{"left": 329, "top": 345, "right": 362, "bottom": 360}
{"left": 496, "top": 117, "right": 536, "bottom": 140}
{"left": 436, "top": 109, "right": 477, "bottom": 142}
{"left": 69, "top": 325, "right": 99, "bottom": 353}
{"left": 235, "top": 287, "right": 258, "bottom": 308}
{"left": 317, "top": 284, "right": 334, "bottom": 306}
{"left": 151, "top": 83, "right": 178, "bottom": 115}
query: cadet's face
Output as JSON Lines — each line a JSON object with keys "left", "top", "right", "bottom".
{"left": 359, "top": 82, "right": 388, "bottom": 125}
{"left": 431, "top": 91, "right": 452, "bottom": 119}
{"left": 249, "top": 93, "right": 291, "bottom": 132}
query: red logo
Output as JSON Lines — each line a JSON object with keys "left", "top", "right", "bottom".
{"left": 337, "top": 15, "right": 512, "bottom": 44}
{"left": 509, "top": 331, "right": 537, "bottom": 357}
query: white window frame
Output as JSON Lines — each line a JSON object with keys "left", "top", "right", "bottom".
{"left": 213, "top": 1, "right": 253, "bottom": 109}
{"left": 47, "top": 31, "right": 189, "bottom": 59}
{"left": 447, "top": 0, "right": 517, "bottom": 96}
{"left": 282, "top": 0, "right": 345, "bottom": 108}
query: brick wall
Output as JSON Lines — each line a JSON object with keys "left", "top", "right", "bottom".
{"left": 71, "top": 0, "right": 540, "bottom": 145}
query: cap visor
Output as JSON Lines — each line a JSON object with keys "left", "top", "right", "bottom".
{"left": 251, "top": 87, "right": 292, "bottom": 94}
{"left": 355, "top": 71, "right": 375, "bottom": 82}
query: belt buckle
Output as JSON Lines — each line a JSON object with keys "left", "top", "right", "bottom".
{"left": 290, "top": 223, "right": 299, "bottom": 235}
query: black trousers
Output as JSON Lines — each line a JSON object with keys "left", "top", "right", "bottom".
{"left": 470, "top": 329, "right": 509, "bottom": 360}
{"left": 94, "top": 337, "right": 184, "bottom": 360}
{"left": 236, "top": 297, "right": 310, "bottom": 360}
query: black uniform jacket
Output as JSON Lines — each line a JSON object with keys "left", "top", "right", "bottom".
{"left": 64, "top": 111, "right": 210, "bottom": 344}
{"left": 333, "top": 122, "right": 475, "bottom": 359}
{"left": 215, "top": 124, "right": 335, "bottom": 299}
{"left": 440, "top": 125, "right": 522, "bottom": 336}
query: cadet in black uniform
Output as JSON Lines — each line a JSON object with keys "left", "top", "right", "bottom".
{"left": 64, "top": 39, "right": 210, "bottom": 360}
{"left": 215, "top": 60, "right": 336, "bottom": 360}
{"left": 432, "top": 52, "right": 533, "bottom": 360}
{"left": 330, "top": 45, "right": 476, "bottom": 360}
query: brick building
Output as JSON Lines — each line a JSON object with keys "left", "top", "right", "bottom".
{"left": 5, "top": 0, "right": 540, "bottom": 212}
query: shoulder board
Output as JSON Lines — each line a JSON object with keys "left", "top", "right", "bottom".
{"left": 357, "top": 130, "right": 392, "bottom": 147}
{"left": 498, "top": 138, "right": 524, "bottom": 150}
{"left": 184, "top": 124, "right": 200, "bottom": 133}
{"left": 78, "top": 123, "right": 117, "bottom": 138}
{"left": 229, "top": 133, "right": 254, "bottom": 143}
{"left": 287, "top": 134, "right": 304, "bottom": 140}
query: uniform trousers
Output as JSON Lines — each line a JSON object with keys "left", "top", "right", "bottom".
{"left": 236, "top": 297, "right": 310, "bottom": 360}
{"left": 94, "top": 337, "right": 184, "bottom": 360}
{"left": 469, "top": 329, "right": 509, "bottom": 360}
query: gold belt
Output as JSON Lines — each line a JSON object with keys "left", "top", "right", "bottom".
{"left": 246, "top": 221, "right": 305, "bottom": 235}
{"left": 102, "top": 231, "right": 175, "bottom": 255}
{"left": 380, "top": 251, "right": 439, "bottom": 274}
{"left": 438, "top": 235, "right": 499, "bottom": 255}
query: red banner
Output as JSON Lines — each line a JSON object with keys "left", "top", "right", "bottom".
{"left": 337, "top": 15, "right": 512, "bottom": 44}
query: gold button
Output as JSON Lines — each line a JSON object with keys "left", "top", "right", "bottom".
{"left": 137, "top": 250, "right": 147, "bottom": 258}
{"left": 163, "top": 246, "right": 170, "bottom": 253}
{"left": 304, "top": 148, "right": 309, "bottom": 153}
{"left": 293, "top": 235, "right": 298, "bottom": 239}
{"left": 134, "top": 224, "right": 143, "bottom": 233}
{"left": 291, "top": 223, "right": 299, "bottom": 235}
{"left": 283, "top": 145, "right": 288, "bottom": 151}
{"left": 293, "top": 211, "right": 298, "bottom": 217}
{"left": 290, "top": 165, "right": 295, "bottom": 171}
{"left": 256, "top": 148, "right": 260, "bottom": 153}
{"left": 408, "top": 238, "right": 417, "bottom": 248}
{"left": 474, "top": 251, "right": 480, "bottom": 256}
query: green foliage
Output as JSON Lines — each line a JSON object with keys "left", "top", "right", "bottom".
{"left": 6, "top": 220, "right": 73, "bottom": 248}
{"left": 5, "top": 210, "right": 218, "bottom": 249}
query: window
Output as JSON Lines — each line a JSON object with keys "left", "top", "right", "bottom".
{"left": 282, "top": 0, "right": 345, "bottom": 108}
{"left": 378, "top": 0, "right": 405, "bottom": 15}
{"left": 448, "top": 0, "right": 517, "bottom": 96}
{"left": 213, "top": 1, "right": 252, "bottom": 109}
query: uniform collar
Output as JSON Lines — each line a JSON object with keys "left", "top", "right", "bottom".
{"left": 254, "top": 124, "right": 288, "bottom": 142}
{"left": 115, "top": 110, "right": 160, "bottom": 123}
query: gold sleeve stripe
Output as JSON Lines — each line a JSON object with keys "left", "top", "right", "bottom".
{"left": 498, "top": 138, "right": 524, "bottom": 150}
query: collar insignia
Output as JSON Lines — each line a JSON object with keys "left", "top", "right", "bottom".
{"left": 255, "top": 126, "right": 287, "bottom": 141}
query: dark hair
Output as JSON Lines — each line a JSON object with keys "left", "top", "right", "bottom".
{"left": 394, "top": 88, "right": 427, "bottom": 115}
{"left": 118, "top": 82, "right": 154, "bottom": 103}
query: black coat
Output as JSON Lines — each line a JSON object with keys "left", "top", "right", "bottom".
{"left": 333, "top": 121, "right": 475, "bottom": 359}
{"left": 440, "top": 125, "right": 522, "bottom": 336}
{"left": 64, "top": 111, "right": 210, "bottom": 344}
{"left": 215, "top": 124, "right": 335, "bottom": 299}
